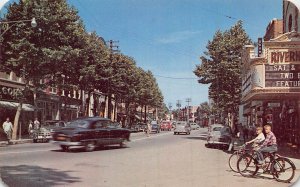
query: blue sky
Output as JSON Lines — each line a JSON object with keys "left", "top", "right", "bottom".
{"left": 2, "top": 0, "right": 283, "bottom": 107}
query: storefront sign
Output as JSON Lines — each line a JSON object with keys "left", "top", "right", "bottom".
{"left": 267, "top": 102, "right": 281, "bottom": 107}
{"left": 265, "top": 64, "right": 300, "bottom": 87}
{"left": 270, "top": 50, "right": 300, "bottom": 63}
{"left": 0, "top": 85, "right": 22, "bottom": 100}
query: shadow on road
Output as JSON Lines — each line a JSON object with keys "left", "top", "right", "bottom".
{"left": 51, "top": 145, "right": 129, "bottom": 153}
{"left": 183, "top": 136, "right": 207, "bottom": 141}
{"left": 0, "top": 165, "right": 80, "bottom": 187}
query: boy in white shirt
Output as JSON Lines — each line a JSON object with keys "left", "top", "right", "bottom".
{"left": 245, "top": 126, "right": 265, "bottom": 148}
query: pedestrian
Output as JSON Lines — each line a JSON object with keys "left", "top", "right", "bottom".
{"left": 146, "top": 121, "right": 151, "bottom": 137}
{"left": 28, "top": 120, "right": 33, "bottom": 137}
{"left": 2, "top": 118, "right": 13, "bottom": 144}
{"left": 34, "top": 118, "right": 40, "bottom": 130}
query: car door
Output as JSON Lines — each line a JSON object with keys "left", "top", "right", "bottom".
{"left": 94, "top": 120, "right": 110, "bottom": 145}
{"left": 108, "top": 120, "right": 123, "bottom": 144}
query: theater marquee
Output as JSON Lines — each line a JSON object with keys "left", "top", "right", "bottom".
{"left": 265, "top": 64, "right": 300, "bottom": 87}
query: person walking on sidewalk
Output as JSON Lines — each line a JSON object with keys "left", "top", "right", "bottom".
{"left": 146, "top": 121, "right": 151, "bottom": 137}
{"left": 34, "top": 118, "right": 40, "bottom": 130}
{"left": 2, "top": 118, "right": 13, "bottom": 144}
{"left": 28, "top": 120, "right": 33, "bottom": 138}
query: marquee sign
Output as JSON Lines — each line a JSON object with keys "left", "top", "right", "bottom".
{"left": 265, "top": 64, "right": 300, "bottom": 87}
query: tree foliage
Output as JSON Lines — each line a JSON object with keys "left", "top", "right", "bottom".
{"left": 194, "top": 21, "right": 252, "bottom": 115}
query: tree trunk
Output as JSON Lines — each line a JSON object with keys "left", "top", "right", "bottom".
{"left": 140, "top": 105, "right": 143, "bottom": 122}
{"left": 12, "top": 102, "right": 23, "bottom": 140}
{"left": 124, "top": 101, "right": 130, "bottom": 127}
{"left": 107, "top": 94, "right": 112, "bottom": 120}
{"left": 33, "top": 91, "right": 38, "bottom": 119}
{"left": 114, "top": 96, "right": 117, "bottom": 121}
{"left": 85, "top": 90, "right": 91, "bottom": 116}
{"left": 144, "top": 105, "right": 147, "bottom": 123}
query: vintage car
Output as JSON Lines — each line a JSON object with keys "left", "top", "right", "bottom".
{"left": 33, "top": 120, "right": 66, "bottom": 143}
{"left": 51, "top": 117, "right": 131, "bottom": 152}
{"left": 206, "top": 124, "right": 232, "bottom": 147}
{"left": 160, "top": 121, "right": 172, "bottom": 131}
{"left": 174, "top": 121, "right": 191, "bottom": 135}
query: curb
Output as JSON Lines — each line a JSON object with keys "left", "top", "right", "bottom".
{"left": 0, "top": 139, "right": 33, "bottom": 146}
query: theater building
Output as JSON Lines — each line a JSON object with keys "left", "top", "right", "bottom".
{"left": 241, "top": 0, "right": 300, "bottom": 146}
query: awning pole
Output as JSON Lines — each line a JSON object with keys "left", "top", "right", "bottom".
{"left": 18, "top": 122, "right": 22, "bottom": 140}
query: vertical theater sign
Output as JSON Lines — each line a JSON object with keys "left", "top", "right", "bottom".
{"left": 241, "top": 31, "right": 300, "bottom": 145}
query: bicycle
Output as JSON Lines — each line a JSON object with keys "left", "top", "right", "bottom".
{"left": 228, "top": 144, "right": 249, "bottom": 172}
{"left": 237, "top": 149, "right": 296, "bottom": 183}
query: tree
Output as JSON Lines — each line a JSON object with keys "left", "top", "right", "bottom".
{"left": 1, "top": 0, "right": 86, "bottom": 139}
{"left": 194, "top": 21, "right": 252, "bottom": 118}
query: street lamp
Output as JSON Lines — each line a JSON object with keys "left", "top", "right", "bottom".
{"left": 186, "top": 98, "right": 191, "bottom": 122}
{"left": 0, "top": 17, "right": 37, "bottom": 38}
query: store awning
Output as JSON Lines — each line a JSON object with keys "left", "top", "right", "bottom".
{"left": 0, "top": 101, "right": 35, "bottom": 111}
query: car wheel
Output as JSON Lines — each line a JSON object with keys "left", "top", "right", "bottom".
{"left": 174, "top": 132, "right": 176, "bottom": 135}
{"left": 85, "top": 141, "right": 96, "bottom": 152}
{"left": 33, "top": 139, "right": 37, "bottom": 143}
{"left": 187, "top": 132, "right": 190, "bottom": 135}
{"left": 61, "top": 145, "right": 69, "bottom": 152}
{"left": 120, "top": 141, "right": 127, "bottom": 148}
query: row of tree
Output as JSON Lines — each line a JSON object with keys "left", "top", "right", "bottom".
{"left": 194, "top": 21, "right": 252, "bottom": 119}
{"left": 1, "top": 0, "right": 164, "bottom": 139}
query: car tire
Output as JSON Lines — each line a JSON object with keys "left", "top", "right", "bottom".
{"left": 33, "top": 139, "right": 37, "bottom": 143}
{"left": 61, "top": 145, "right": 69, "bottom": 152}
{"left": 174, "top": 132, "right": 177, "bottom": 135}
{"left": 187, "top": 132, "right": 190, "bottom": 135}
{"left": 120, "top": 141, "right": 127, "bottom": 148}
{"left": 85, "top": 141, "right": 96, "bottom": 152}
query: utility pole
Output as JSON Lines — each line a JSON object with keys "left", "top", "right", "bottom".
{"left": 186, "top": 98, "right": 191, "bottom": 122}
{"left": 168, "top": 103, "right": 172, "bottom": 121}
{"left": 176, "top": 100, "right": 181, "bottom": 121}
{"left": 106, "top": 40, "right": 119, "bottom": 120}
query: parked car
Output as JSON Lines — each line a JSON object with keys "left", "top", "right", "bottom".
{"left": 32, "top": 120, "right": 66, "bottom": 143}
{"left": 150, "top": 121, "right": 160, "bottom": 133}
{"left": 140, "top": 123, "right": 148, "bottom": 132}
{"left": 190, "top": 122, "right": 200, "bottom": 130}
{"left": 129, "top": 123, "right": 142, "bottom": 132}
{"left": 51, "top": 117, "right": 131, "bottom": 152}
{"left": 160, "top": 121, "right": 172, "bottom": 131}
{"left": 174, "top": 121, "right": 191, "bottom": 135}
{"left": 206, "top": 124, "right": 232, "bottom": 147}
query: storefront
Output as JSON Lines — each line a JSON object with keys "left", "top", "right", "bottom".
{"left": 0, "top": 83, "right": 35, "bottom": 137}
{"left": 241, "top": 33, "right": 300, "bottom": 146}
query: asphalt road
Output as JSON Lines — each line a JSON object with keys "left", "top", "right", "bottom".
{"left": 0, "top": 128, "right": 299, "bottom": 187}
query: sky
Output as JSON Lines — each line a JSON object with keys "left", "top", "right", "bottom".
{"left": 2, "top": 0, "right": 283, "bottom": 107}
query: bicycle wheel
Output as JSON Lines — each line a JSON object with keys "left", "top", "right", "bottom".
{"left": 237, "top": 154, "right": 259, "bottom": 177}
{"left": 272, "top": 157, "right": 295, "bottom": 183}
{"left": 228, "top": 151, "right": 239, "bottom": 172}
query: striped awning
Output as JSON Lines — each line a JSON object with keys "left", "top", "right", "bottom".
{"left": 0, "top": 101, "right": 35, "bottom": 111}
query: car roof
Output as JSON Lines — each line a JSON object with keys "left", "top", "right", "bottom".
{"left": 71, "top": 117, "right": 110, "bottom": 122}
{"left": 210, "top": 124, "right": 224, "bottom": 127}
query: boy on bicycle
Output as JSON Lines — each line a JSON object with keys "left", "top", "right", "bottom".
{"left": 256, "top": 124, "right": 277, "bottom": 165}
{"left": 245, "top": 126, "right": 265, "bottom": 149}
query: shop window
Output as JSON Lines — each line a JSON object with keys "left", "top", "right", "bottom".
{"left": 288, "top": 14, "right": 293, "bottom": 32}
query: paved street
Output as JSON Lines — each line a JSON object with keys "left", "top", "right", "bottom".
{"left": 0, "top": 128, "right": 299, "bottom": 187}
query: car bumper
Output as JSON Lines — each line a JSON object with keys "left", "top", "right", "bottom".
{"left": 51, "top": 140, "right": 82, "bottom": 146}
{"left": 36, "top": 135, "right": 52, "bottom": 139}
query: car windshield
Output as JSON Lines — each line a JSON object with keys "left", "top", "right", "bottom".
{"left": 108, "top": 123, "right": 120, "bottom": 128}
{"left": 43, "top": 121, "right": 61, "bottom": 128}
{"left": 176, "top": 122, "right": 186, "bottom": 126}
{"left": 212, "top": 127, "right": 223, "bottom": 131}
{"left": 68, "top": 120, "right": 90, "bottom": 128}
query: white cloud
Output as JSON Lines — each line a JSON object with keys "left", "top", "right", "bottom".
{"left": 156, "top": 30, "right": 201, "bottom": 44}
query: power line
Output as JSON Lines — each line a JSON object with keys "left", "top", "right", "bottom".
{"left": 154, "top": 74, "right": 198, "bottom": 80}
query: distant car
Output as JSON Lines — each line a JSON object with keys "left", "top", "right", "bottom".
{"left": 137, "top": 122, "right": 147, "bottom": 132}
{"left": 150, "top": 122, "right": 160, "bottom": 133}
{"left": 52, "top": 117, "right": 131, "bottom": 152}
{"left": 174, "top": 121, "right": 191, "bottom": 135}
{"left": 32, "top": 120, "right": 66, "bottom": 143}
{"left": 190, "top": 122, "right": 200, "bottom": 130}
{"left": 207, "top": 124, "right": 232, "bottom": 147}
{"left": 160, "top": 121, "right": 172, "bottom": 131}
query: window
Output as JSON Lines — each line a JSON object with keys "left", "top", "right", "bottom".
{"left": 95, "top": 120, "right": 109, "bottom": 128}
{"left": 288, "top": 14, "right": 293, "bottom": 32}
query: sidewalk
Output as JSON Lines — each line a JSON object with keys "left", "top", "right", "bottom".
{"left": 0, "top": 134, "right": 33, "bottom": 146}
